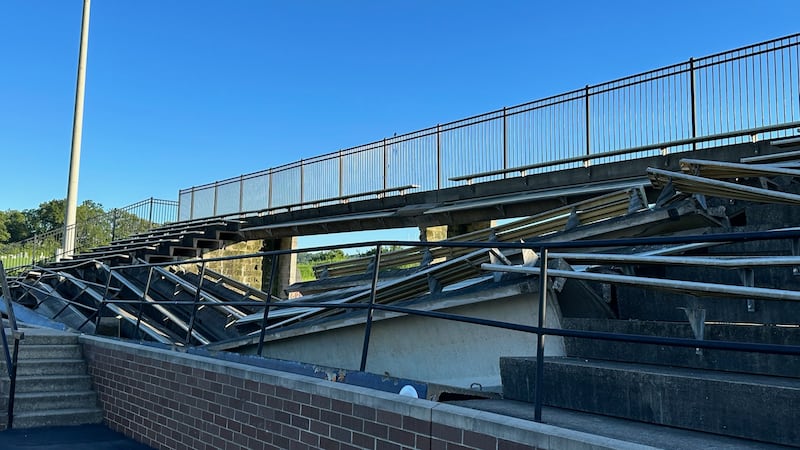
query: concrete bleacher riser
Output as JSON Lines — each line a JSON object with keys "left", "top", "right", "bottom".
{"left": 500, "top": 356, "right": 800, "bottom": 447}
{"left": 561, "top": 318, "right": 800, "bottom": 378}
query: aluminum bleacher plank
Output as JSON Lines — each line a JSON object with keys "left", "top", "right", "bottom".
{"left": 648, "top": 168, "right": 800, "bottom": 206}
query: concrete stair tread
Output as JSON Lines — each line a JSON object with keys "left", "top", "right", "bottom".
{"left": 13, "top": 406, "right": 103, "bottom": 417}
{"left": 7, "top": 357, "right": 84, "bottom": 364}
{"left": 12, "top": 407, "right": 104, "bottom": 429}
{"left": 15, "top": 390, "right": 96, "bottom": 400}
{"left": 16, "top": 373, "right": 91, "bottom": 381}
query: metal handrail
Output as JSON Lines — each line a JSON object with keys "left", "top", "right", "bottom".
{"left": 79, "top": 227, "right": 800, "bottom": 425}
{"left": 0, "top": 260, "right": 23, "bottom": 429}
{"left": 0, "top": 197, "right": 178, "bottom": 273}
{"left": 179, "top": 33, "right": 800, "bottom": 221}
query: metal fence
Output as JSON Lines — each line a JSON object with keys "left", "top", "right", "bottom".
{"left": 179, "top": 34, "right": 800, "bottom": 221}
{"left": 0, "top": 198, "right": 178, "bottom": 272}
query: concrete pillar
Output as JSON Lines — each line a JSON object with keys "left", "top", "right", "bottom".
{"left": 204, "top": 240, "right": 265, "bottom": 288}
{"left": 420, "top": 225, "right": 448, "bottom": 242}
{"left": 419, "top": 221, "right": 495, "bottom": 242}
{"left": 261, "top": 237, "right": 299, "bottom": 299}
{"left": 446, "top": 221, "right": 494, "bottom": 239}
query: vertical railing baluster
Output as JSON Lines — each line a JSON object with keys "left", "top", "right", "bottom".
{"left": 383, "top": 138, "right": 388, "bottom": 192}
{"left": 189, "top": 188, "right": 196, "bottom": 221}
{"left": 690, "top": 57, "right": 698, "bottom": 149}
{"left": 135, "top": 266, "right": 155, "bottom": 341}
{"left": 185, "top": 262, "right": 207, "bottom": 345}
{"left": 436, "top": 124, "right": 442, "bottom": 190}
{"left": 339, "top": 150, "right": 344, "bottom": 198}
{"left": 257, "top": 255, "right": 280, "bottom": 357}
{"left": 502, "top": 107, "right": 508, "bottom": 178}
{"left": 267, "top": 169, "right": 273, "bottom": 210}
{"left": 360, "top": 245, "right": 382, "bottom": 372}
{"left": 148, "top": 197, "right": 154, "bottom": 227}
{"left": 239, "top": 175, "right": 244, "bottom": 216}
{"left": 584, "top": 85, "right": 591, "bottom": 166}
{"left": 299, "top": 159, "right": 305, "bottom": 205}
{"left": 534, "top": 247, "right": 548, "bottom": 423}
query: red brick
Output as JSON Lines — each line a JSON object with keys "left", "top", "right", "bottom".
{"left": 319, "top": 436, "right": 340, "bottom": 450}
{"left": 301, "top": 404, "right": 320, "bottom": 420}
{"left": 376, "top": 440, "right": 402, "bottom": 450}
{"left": 341, "top": 414, "right": 364, "bottom": 432}
{"left": 364, "top": 420, "right": 388, "bottom": 439}
{"left": 311, "top": 394, "right": 332, "bottom": 410}
{"left": 320, "top": 409, "right": 341, "bottom": 426}
{"left": 388, "top": 427, "right": 416, "bottom": 447}
{"left": 431, "top": 423, "right": 462, "bottom": 443}
{"left": 292, "top": 415, "right": 310, "bottom": 430}
{"left": 463, "top": 430, "right": 496, "bottom": 450}
{"left": 300, "top": 430, "right": 320, "bottom": 447}
{"left": 310, "top": 419, "right": 330, "bottom": 436}
{"left": 376, "top": 410, "right": 402, "bottom": 428}
{"left": 330, "top": 425, "right": 352, "bottom": 443}
{"left": 403, "top": 415, "right": 429, "bottom": 434}
{"left": 332, "top": 399, "right": 353, "bottom": 415}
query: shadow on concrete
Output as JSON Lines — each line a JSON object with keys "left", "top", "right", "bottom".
{"left": 0, "top": 424, "right": 153, "bottom": 450}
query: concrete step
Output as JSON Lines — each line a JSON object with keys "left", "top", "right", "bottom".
{"left": 0, "top": 358, "right": 87, "bottom": 376}
{"left": 13, "top": 390, "right": 98, "bottom": 413}
{"left": 15, "top": 344, "right": 83, "bottom": 360}
{"left": 561, "top": 318, "right": 800, "bottom": 378}
{"left": 4, "top": 329, "right": 79, "bottom": 346}
{"left": 12, "top": 407, "right": 104, "bottom": 429}
{"left": 500, "top": 356, "right": 800, "bottom": 447}
{"left": 11, "top": 374, "right": 94, "bottom": 393}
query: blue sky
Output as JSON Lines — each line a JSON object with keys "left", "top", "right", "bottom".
{"left": 1, "top": 0, "right": 798, "bottom": 215}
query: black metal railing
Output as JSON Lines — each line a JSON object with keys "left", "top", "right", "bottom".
{"left": 75, "top": 228, "right": 800, "bottom": 424}
{"left": 0, "top": 260, "right": 23, "bottom": 429}
{"left": 179, "top": 34, "right": 800, "bottom": 220}
{"left": 0, "top": 198, "right": 178, "bottom": 273}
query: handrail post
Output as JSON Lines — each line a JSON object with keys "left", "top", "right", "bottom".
{"left": 189, "top": 188, "right": 196, "bottom": 221}
{"left": 689, "top": 57, "right": 698, "bottom": 150}
{"left": 148, "top": 197, "right": 154, "bottom": 227}
{"left": 359, "top": 244, "right": 382, "bottom": 372}
{"left": 436, "top": 125, "right": 442, "bottom": 190}
{"left": 0, "top": 259, "right": 22, "bottom": 430}
{"left": 584, "top": 85, "right": 591, "bottom": 165}
{"left": 268, "top": 169, "right": 274, "bottom": 210}
{"left": 212, "top": 183, "right": 219, "bottom": 217}
{"left": 238, "top": 175, "right": 245, "bottom": 216}
{"left": 91, "top": 263, "right": 115, "bottom": 331}
{"left": 502, "top": 107, "right": 508, "bottom": 178}
{"left": 534, "top": 247, "right": 548, "bottom": 422}
{"left": 338, "top": 150, "right": 344, "bottom": 198}
{"left": 135, "top": 266, "right": 155, "bottom": 341}
{"left": 256, "top": 255, "right": 280, "bottom": 357}
{"left": 299, "top": 159, "right": 305, "bottom": 205}
{"left": 383, "top": 139, "right": 388, "bottom": 192}
{"left": 184, "top": 261, "right": 207, "bottom": 345}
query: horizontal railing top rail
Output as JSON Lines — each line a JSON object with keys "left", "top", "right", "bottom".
{"left": 179, "top": 34, "right": 800, "bottom": 221}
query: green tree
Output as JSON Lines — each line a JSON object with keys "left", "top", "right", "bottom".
{"left": 3, "top": 210, "right": 30, "bottom": 242}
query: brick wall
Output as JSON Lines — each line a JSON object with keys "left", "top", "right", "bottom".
{"left": 80, "top": 336, "right": 647, "bottom": 450}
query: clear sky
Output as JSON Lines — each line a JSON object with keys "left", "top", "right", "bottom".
{"left": 1, "top": 0, "right": 798, "bottom": 214}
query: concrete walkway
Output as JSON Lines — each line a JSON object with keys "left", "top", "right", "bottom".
{"left": 0, "top": 424, "right": 153, "bottom": 450}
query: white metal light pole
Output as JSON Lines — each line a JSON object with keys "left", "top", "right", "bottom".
{"left": 63, "top": 0, "right": 91, "bottom": 259}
